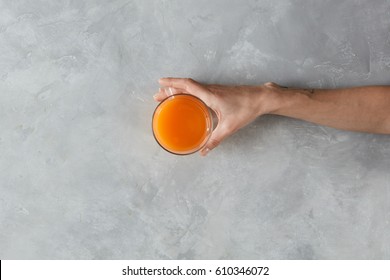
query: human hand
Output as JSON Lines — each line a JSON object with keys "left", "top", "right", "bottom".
{"left": 154, "top": 78, "right": 280, "bottom": 156}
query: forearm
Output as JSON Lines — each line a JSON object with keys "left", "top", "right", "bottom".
{"left": 266, "top": 86, "right": 390, "bottom": 134}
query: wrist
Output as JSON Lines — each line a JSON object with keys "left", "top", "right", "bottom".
{"left": 276, "top": 89, "right": 314, "bottom": 118}
{"left": 259, "top": 84, "right": 313, "bottom": 116}
{"left": 256, "top": 84, "right": 287, "bottom": 116}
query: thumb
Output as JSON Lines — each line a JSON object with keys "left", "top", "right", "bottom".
{"left": 200, "top": 125, "right": 228, "bottom": 156}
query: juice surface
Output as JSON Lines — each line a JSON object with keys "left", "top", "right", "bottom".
{"left": 153, "top": 94, "right": 210, "bottom": 154}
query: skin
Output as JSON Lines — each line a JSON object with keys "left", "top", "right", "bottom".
{"left": 153, "top": 78, "right": 390, "bottom": 156}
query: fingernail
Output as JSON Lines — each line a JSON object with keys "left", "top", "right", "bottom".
{"left": 167, "top": 87, "right": 174, "bottom": 96}
{"left": 202, "top": 148, "right": 210, "bottom": 156}
{"left": 153, "top": 94, "right": 158, "bottom": 100}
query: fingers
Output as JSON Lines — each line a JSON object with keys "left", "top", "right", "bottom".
{"left": 159, "top": 77, "right": 211, "bottom": 105}
{"left": 159, "top": 77, "right": 201, "bottom": 91}
{"left": 200, "top": 124, "right": 229, "bottom": 156}
{"left": 153, "top": 87, "right": 186, "bottom": 102}
{"left": 154, "top": 77, "right": 227, "bottom": 156}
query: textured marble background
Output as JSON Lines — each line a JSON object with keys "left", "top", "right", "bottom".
{"left": 1, "top": 0, "right": 390, "bottom": 259}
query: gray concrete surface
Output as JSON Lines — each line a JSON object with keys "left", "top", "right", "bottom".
{"left": 1, "top": 0, "right": 390, "bottom": 259}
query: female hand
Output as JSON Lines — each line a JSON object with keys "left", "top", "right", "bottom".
{"left": 154, "top": 78, "right": 390, "bottom": 154}
{"left": 153, "top": 78, "right": 279, "bottom": 156}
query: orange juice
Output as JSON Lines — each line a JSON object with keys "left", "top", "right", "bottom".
{"left": 152, "top": 94, "right": 212, "bottom": 155}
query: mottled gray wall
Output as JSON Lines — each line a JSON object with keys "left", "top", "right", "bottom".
{"left": 1, "top": 0, "right": 390, "bottom": 259}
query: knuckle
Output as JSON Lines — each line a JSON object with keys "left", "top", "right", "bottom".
{"left": 208, "top": 137, "right": 221, "bottom": 148}
{"left": 264, "top": 82, "right": 278, "bottom": 88}
{"left": 183, "top": 78, "right": 197, "bottom": 91}
{"left": 185, "top": 78, "right": 196, "bottom": 85}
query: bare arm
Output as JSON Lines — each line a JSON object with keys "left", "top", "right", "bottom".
{"left": 154, "top": 78, "right": 390, "bottom": 155}
{"left": 270, "top": 84, "right": 390, "bottom": 134}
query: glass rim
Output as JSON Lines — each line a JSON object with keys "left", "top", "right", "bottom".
{"left": 152, "top": 93, "right": 213, "bottom": 156}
